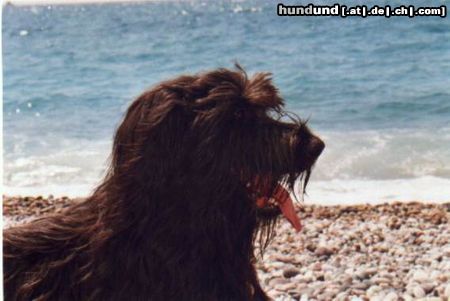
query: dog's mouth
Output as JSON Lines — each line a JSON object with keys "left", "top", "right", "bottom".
{"left": 247, "top": 132, "right": 325, "bottom": 232}
{"left": 257, "top": 184, "right": 303, "bottom": 232}
{"left": 248, "top": 175, "right": 307, "bottom": 232}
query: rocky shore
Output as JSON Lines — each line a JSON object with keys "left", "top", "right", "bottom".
{"left": 3, "top": 196, "right": 450, "bottom": 301}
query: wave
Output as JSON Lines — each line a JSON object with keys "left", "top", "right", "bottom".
{"left": 311, "top": 128, "right": 450, "bottom": 181}
{"left": 3, "top": 139, "right": 111, "bottom": 197}
{"left": 4, "top": 128, "right": 450, "bottom": 204}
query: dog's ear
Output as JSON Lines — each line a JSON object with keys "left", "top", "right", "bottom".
{"left": 110, "top": 86, "right": 191, "bottom": 175}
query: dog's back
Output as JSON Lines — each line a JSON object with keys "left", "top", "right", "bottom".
{"left": 4, "top": 196, "right": 265, "bottom": 301}
{"left": 4, "top": 202, "right": 95, "bottom": 301}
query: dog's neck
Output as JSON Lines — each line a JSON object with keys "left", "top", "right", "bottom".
{"left": 87, "top": 182, "right": 262, "bottom": 300}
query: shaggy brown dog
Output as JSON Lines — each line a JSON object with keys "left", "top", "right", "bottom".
{"left": 4, "top": 66, "right": 324, "bottom": 301}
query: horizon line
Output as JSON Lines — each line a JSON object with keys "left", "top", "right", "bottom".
{"left": 2, "top": 0, "right": 182, "bottom": 7}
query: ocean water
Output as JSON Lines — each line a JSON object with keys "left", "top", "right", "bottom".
{"left": 3, "top": 0, "right": 450, "bottom": 203}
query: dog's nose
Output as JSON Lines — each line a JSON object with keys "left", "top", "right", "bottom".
{"left": 309, "top": 136, "right": 325, "bottom": 158}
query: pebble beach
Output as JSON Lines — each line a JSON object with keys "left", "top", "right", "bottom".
{"left": 3, "top": 196, "right": 450, "bottom": 301}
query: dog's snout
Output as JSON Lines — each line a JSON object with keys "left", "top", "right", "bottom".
{"left": 310, "top": 136, "right": 325, "bottom": 158}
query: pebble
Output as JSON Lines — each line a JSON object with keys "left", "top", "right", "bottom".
{"left": 413, "top": 270, "right": 429, "bottom": 282}
{"left": 357, "top": 267, "right": 378, "bottom": 279}
{"left": 445, "top": 284, "right": 450, "bottom": 298}
{"left": 314, "top": 246, "right": 334, "bottom": 257}
{"left": 412, "top": 285, "right": 426, "bottom": 298}
{"left": 4, "top": 197, "right": 450, "bottom": 301}
{"left": 401, "top": 294, "right": 414, "bottom": 301}
{"left": 383, "top": 291, "right": 398, "bottom": 301}
{"left": 311, "top": 262, "right": 322, "bottom": 271}
{"left": 334, "top": 292, "right": 348, "bottom": 301}
{"left": 299, "top": 294, "right": 309, "bottom": 301}
{"left": 283, "top": 267, "right": 300, "bottom": 278}
{"left": 372, "top": 276, "right": 391, "bottom": 285}
{"left": 367, "top": 285, "right": 382, "bottom": 298}
{"left": 352, "top": 282, "right": 369, "bottom": 290}
{"left": 421, "top": 282, "right": 435, "bottom": 294}
{"left": 268, "top": 278, "right": 291, "bottom": 287}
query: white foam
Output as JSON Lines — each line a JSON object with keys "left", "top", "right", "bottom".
{"left": 3, "top": 183, "right": 94, "bottom": 198}
{"left": 304, "top": 176, "right": 450, "bottom": 205}
{"left": 3, "top": 129, "right": 450, "bottom": 204}
{"left": 312, "top": 128, "right": 450, "bottom": 181}
{"left": 4, "top": 139, "right": 110, "bottom": 197}
{"left": 5, "top": 177, "right": 450, "bottom": 205}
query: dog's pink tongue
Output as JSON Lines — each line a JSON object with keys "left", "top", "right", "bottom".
{"left": 278, "top": 196, "right": 302, "bottom": 232}
{"left": 273, "top": 186, "right": 302, "bottom": 232}
{"left": 254, "top": 179, "right": 302, "bottom": 232}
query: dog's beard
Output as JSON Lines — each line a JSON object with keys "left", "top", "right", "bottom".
{"left": 248, "top": 170, "right": 307, "bottom": 256}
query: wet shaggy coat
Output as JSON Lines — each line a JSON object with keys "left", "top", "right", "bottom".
{"left": 4, "top": 66, "right": 324, "bottom": 301}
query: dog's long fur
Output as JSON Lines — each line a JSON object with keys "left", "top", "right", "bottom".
{"left": 4, "top": 66, "right": 324, "bottom": 301}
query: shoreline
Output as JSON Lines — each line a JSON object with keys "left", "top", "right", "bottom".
{"left": 4, "top": 175, "right": 450, "bottom": 204}
{"left": 3, "top": 196, "right": 450, "bottom": 300}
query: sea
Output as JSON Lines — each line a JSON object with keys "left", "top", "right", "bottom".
{"left": 3, "top": 0, "right": 450, "bottom": 204}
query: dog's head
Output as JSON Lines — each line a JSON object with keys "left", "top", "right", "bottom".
{"left": 109, "top": 65, "right": 324, "bottom": 241}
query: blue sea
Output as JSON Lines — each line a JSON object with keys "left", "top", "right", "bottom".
{"left": 3, "top": 0, "right": 450, "bottom": 203}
